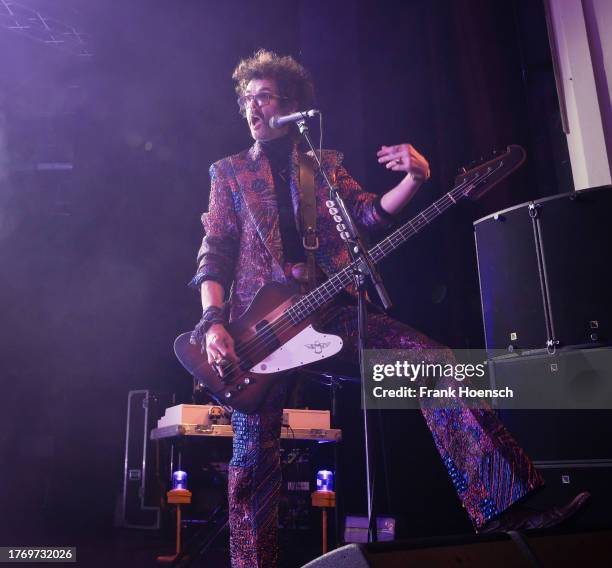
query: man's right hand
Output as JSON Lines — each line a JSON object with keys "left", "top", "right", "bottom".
{"left": 205, "top": 323, "right": 239, "bottom": 368}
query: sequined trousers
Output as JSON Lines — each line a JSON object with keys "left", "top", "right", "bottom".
{"left": 227, "top": 306, "right": 544, "bottom": 568}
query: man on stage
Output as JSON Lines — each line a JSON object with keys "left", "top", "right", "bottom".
{"left": 189, "top": 49, "right": 587, "bottom": 568}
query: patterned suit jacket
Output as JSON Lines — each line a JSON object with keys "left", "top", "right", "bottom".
{"left": 190, "top": 140, "right": 393, "bottom": 321}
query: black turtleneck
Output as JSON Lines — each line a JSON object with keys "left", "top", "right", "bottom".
{"left": 261, "top": 135, "right": 305, "bottom": 263}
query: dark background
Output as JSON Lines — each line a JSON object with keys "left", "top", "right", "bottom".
{"left": 0, "top": 0, "right": 572, "bottom": 553}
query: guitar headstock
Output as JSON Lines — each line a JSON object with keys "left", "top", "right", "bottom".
{"left": 454, "top": 145, "right": 526, "bottom": 201}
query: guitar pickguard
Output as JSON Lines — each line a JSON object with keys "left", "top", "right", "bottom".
{"left": 250, "top": 325, "right": 343, "bottom": 374}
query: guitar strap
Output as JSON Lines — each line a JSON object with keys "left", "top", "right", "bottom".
{"left": 298, "top": 153, "right": 319, "bottom": 291}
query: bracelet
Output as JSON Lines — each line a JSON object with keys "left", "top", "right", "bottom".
{"left": 189, "top": 306, "right": 226, "bottom": 347}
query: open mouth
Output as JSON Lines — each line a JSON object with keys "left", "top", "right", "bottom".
{"left": 250, "top": 115, "right": 264, "bottom": 128}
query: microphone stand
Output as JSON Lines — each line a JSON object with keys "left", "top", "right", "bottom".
{"left": 296, "top": 118, "right": 392, "bottom": 543}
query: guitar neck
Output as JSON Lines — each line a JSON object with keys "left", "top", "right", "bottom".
{"left": 369, "top": 187, "right": 465, "bottom": 264}
{"left": 286, "top": 184, "right": 468, "bottom": 324}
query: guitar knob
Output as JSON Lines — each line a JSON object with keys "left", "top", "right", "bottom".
{"left": 224, "top": 391, "right": 232, "bottom": 399}
{"left": 243, "top": 377, "right": 250, "bottom": 385}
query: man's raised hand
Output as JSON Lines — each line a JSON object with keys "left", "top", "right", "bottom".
{"left": 377, "top": 143, "right": 431, "bottom": 181}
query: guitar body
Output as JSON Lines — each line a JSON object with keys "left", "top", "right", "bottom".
{"left": 174, "top": 282, "right": 343, "bottom": 414}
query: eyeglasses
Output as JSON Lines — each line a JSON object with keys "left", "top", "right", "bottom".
{"left": 237, "top": 92, "right": 288, "bottom": 110}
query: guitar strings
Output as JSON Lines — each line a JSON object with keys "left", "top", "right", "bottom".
{"left": 212, "top": 164, "right": 505, "bottom": 387}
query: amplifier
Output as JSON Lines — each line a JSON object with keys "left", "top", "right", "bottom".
{"left": 474, "top": 185, "right": 612, "bottom": 352}
{"left": 523, "top": 461, "right": 612, "bottom": 530}
{"left": 489, "top": 350, "right": 612, "bottom": 530}
{"left": 490, "top": 347, "right": 612, "bottom": 459}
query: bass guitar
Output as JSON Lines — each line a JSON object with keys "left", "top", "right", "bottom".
{"left": 174, "top": 145, "right": 525, "bottom": 413}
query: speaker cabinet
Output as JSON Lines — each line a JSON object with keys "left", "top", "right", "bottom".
{"left": 474, "top": 186, "right": 612, "bottom": 352}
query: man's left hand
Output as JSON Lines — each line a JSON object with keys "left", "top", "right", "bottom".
{"left": 377, "top": 144, "right": 431, "bottom": 181}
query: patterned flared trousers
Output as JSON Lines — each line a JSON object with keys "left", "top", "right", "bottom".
{"left": 227, "top": 306, "right": 543, "bottom": 568}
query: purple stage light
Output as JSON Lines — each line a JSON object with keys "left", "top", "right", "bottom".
{"left": 172, "top": 470, "right": 188, "bottom": 490}
{"left": 316, "top": 469, "right": 334, "bottom": 492}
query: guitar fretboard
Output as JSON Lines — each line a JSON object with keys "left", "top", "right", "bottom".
{"left": 285, "top": 161, "right": 503, "bottom": 325}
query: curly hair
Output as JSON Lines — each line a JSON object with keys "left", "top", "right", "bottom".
{"left": 232, "top": 49, "right": 315, "bottom": 110}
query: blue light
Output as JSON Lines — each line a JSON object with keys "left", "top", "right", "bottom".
{"left": 172, "top": 470, "right": 188, "bottom": 490}
{"left": 316, "top": 469, "right": 334, "bottom": 492}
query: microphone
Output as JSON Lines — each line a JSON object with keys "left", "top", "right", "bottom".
{"left": 269, "top": 109, "right": 320, "bottom": 129}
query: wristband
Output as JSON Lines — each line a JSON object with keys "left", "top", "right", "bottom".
{"left": 189, "top": 306, "right": 227, "bottom": 347}
{"left": 373, "top": 195, "right": 395, "bottom": 223}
